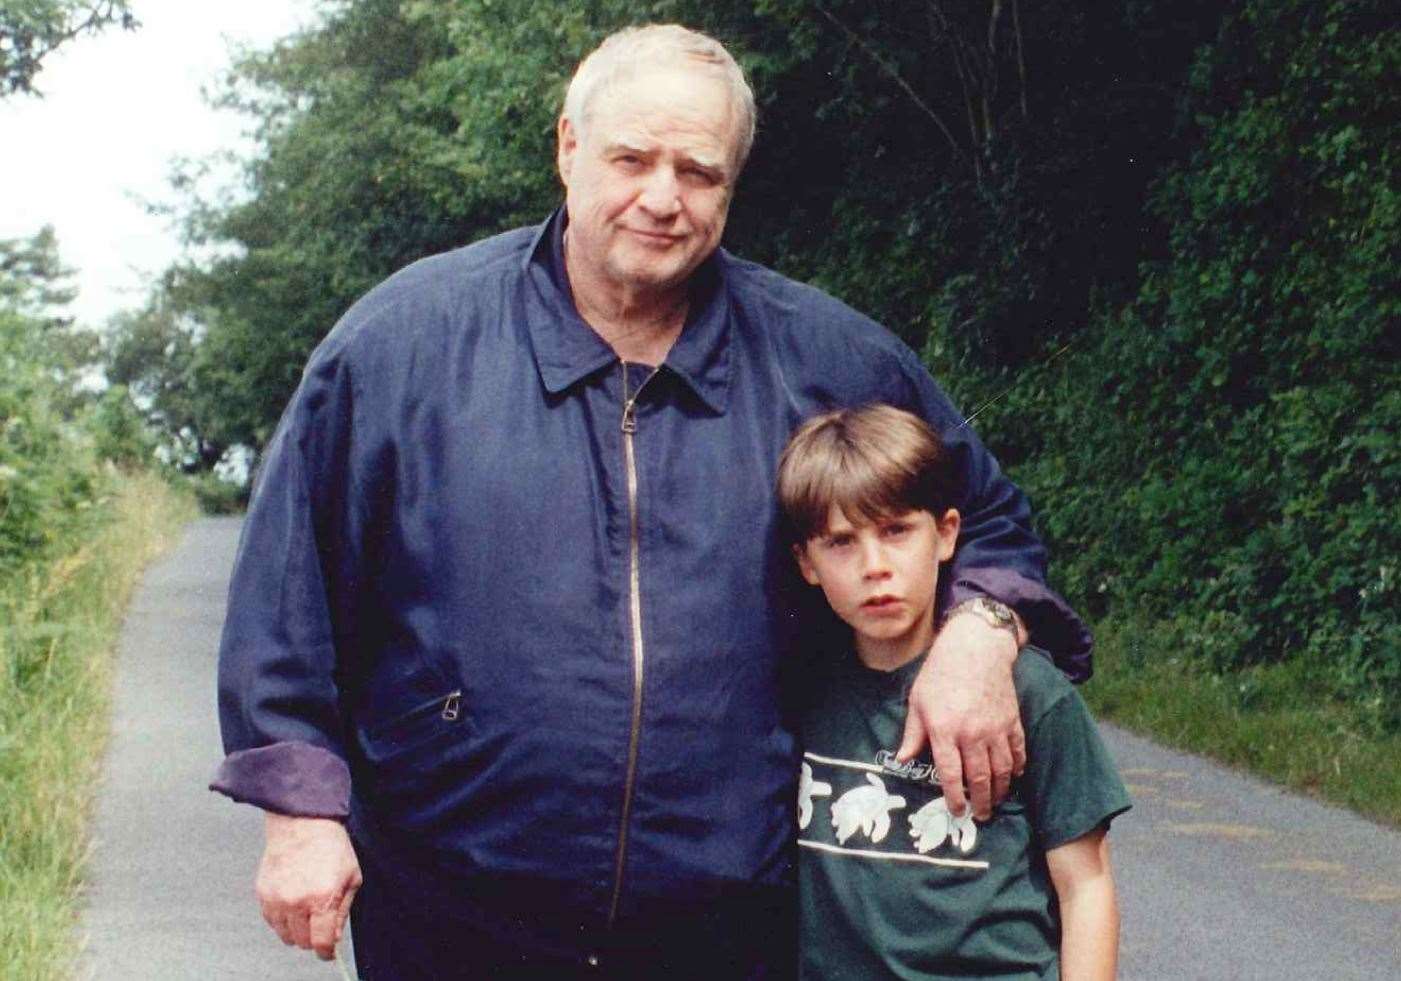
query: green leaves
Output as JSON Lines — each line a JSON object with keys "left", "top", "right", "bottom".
{"left": 976, "top": 0, "right": 1400, "bottom": 726}
{"left": 0, "top": 0, "right": 137, "bottom": 97}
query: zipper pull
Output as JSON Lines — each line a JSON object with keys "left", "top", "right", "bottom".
{"left": 620, "top": 359, "right": 638, "bottom": 434}
{"left": 441, "top": 691, "right": 462, "bottom": 721}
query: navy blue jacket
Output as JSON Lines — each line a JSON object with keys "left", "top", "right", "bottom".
{"left": 212, "top": 209, "right": 1090, "bottom": 932}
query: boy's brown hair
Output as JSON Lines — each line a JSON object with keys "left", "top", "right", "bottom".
{"left": 776, "top": 403, "right": 959, "bottom": 547}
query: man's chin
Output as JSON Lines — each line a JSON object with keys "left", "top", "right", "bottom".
{"left": 610, "top": 259, "right": 698, "bottom": 294}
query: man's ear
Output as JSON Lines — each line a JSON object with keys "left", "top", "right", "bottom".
{"left": 793, "top": 543, "right": 821, "bottom": 586}
{"left": 557, "top": 115, "right": 578, "bottom": 186}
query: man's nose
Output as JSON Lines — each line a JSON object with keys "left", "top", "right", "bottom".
{"left": 637, "top": 167, "right": 681, "bottom": 218}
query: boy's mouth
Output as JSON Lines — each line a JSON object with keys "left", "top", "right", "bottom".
{"left": 863, "top": 595, "right": 901, "bottom": 609}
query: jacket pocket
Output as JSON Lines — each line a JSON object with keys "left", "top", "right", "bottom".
{"left": 357, "top": 687, "right": 479, "bottom": 836}
{"left": 362, "top": 689, "right": 465, "bottom": 764}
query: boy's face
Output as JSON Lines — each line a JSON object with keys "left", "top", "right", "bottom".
{"left": 795, "top": 506, "right": 960, "bottom": 669}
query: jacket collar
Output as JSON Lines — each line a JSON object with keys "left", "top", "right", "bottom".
{"left": 523, "top": 207, "right": 733, "bottom": 415}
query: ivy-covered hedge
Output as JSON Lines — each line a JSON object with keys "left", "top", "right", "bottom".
{"left": 968, "top": 0, "right": 1399, "bottom": 728}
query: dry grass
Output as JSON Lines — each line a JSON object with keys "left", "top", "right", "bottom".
{"left": 0, "top": 469, "right": 196, "bottom": 980}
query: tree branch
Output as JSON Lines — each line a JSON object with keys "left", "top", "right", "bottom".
{"left": 1012, "top": 0, "right": 1028, "bottom": 120}
{"left": 817, "top": 4, "right": 966, "bottom": 165}
{"left": 923, "top": 1, "right": 982, "bottom": 180}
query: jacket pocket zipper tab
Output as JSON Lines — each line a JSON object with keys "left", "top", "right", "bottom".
{"left": 441, "top": 691, "right": 462, "bottom": 721}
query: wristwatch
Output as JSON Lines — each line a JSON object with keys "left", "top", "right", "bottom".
{"left": 947, "top": 596, "right": 1020, "bottom": 643}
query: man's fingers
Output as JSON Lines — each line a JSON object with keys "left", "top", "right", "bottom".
{"left": 286, "top": 905, "right": 314, "bottom": 950}
{"left": 964, "top": 744, "right": 994, "bottom": 821}
{"left": 260, "top": 880, "right": 356, "bottom": 959}
{"left": 896, "top": 702, "right": 929, "bottom": 763}
{"left": 260, "top": 903, "right": 295, "bottom": 946}
{"left": 263, "top": 896, "right": 295, "bottom": 941}
{"left": 1009, "top": 720, "right": 1028, "bottom": 778}
{"left": 930, "top": 737, "right": 966, "bottom": 817}
{"left": 988, "top": 736, "right": 1015, "bottom": 807}
{"left": 309, "top": 903, "right": 342, "bottom": 961}
{"left": 333, "top": 877, "right": 360, "bottom": 944}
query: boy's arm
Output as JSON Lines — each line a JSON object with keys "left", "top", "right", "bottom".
{"left": 1046, "top": 827, "right": 1119, "bottom": 981}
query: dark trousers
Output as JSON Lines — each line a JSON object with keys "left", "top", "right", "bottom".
{"left": 349, "top": 846, "right": 796, "bottom": 980}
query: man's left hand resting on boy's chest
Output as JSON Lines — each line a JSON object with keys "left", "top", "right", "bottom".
{"left": 899, "top": 606, "right": 1029, "bottom": 820}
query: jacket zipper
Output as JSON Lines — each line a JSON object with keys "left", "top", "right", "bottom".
{"left": 609, "top": 360, "right": 657, "bottom": 927}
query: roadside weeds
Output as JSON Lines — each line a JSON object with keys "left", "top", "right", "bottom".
{"left": 0, "top": 470, "right": 196, "bottom": 980}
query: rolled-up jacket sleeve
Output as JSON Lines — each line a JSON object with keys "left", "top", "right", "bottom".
{"left": 899, "top": 349, "right": 1093, "bottom": 683}
{"left": 210, "top": 341, "right": 356, "bottom": 818}
{"left": 946, "top": 567, "right": 1093, "bottom": 683}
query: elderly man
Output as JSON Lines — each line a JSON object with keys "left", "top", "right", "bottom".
{"left": 212, "top": 24, "right": 1088, "bottom": 980}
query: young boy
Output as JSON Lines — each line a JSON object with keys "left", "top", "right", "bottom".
{"left": 777, "top": 404, "right": 1130, "bottom": 980}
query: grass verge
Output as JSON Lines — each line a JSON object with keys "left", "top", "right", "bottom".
{"left": 0, "top": 468, "right": 197, "bottom": 981}
{"left": 1083, "top": 616, "right": 1401, "bottom": 829}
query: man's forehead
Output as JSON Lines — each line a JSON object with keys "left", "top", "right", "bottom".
{"left": 587, "top": 68, "right": 739, "bottom": 158}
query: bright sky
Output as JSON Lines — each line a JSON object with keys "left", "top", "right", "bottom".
{"left": 0, "top": 0, "right": 319, "bottom": 328}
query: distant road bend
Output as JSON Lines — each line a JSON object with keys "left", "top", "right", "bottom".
{"left": 80, "top": 518, "right": 1401, "bottom": 979}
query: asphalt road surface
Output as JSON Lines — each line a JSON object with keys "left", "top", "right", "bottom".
{"left": 80, "top": 518, "right": 1400, "bottom": 979}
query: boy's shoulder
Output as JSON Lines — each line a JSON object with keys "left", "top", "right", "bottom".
{"left": 799, "top": 646, "right": 1094, "bottom": 752}
{"left": 1011, "top": 645, "right": 1080, "bottom": 732}
{"left": 1013, "top": 646, "right": 1131, "bottom": 850}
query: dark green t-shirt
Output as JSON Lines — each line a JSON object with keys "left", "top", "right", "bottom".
{"left": 798, "top": 648, "right": 1131, "bottom": 980}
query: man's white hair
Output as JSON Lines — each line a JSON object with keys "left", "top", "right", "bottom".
{"left": 562, "top": 24, "right": 757, "bottom": 170}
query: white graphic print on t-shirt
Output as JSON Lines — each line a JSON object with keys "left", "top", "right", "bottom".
{"left": 798, "top": 751, "right": 990, "bottom": 870}
{"left": 830, "top": 774, "right": 906, "bottom": 844}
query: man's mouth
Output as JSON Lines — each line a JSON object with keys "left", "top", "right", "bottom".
{"left": 627, "top": 228, "right": 684, "bottom": 244}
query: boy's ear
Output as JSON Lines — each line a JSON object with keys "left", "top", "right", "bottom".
{"left": 935, "top": 508, "right": 961, "bottom": 562}
{"left": 792, "top": 543, "right": 821, "bottom": 586}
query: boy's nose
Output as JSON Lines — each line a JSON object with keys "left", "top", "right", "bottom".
{"left": 860, "top": 541, "right": 891, "bottom": 579}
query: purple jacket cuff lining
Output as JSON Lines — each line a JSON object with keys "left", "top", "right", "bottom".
{"left": 210, "top": 741, "right": 352, "bottom": 819}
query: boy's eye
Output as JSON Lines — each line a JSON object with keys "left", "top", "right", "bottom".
{"left": 825, "top": 533, "right": 854, "bottom": 549}
{"left": 881, "top": 521, "right": 910, "bottom": 538}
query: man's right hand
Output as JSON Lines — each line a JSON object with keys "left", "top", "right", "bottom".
{"left": 256, "top": 813, "right": 362, "bottom": 961}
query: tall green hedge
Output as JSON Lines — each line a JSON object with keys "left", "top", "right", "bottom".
{"left": 971, "top": 0, "right": 1399, "bottom": 727}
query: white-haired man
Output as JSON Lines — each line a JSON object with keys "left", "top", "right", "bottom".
{"left": 213, "top": 24, "right": 1089, "bottom": 979}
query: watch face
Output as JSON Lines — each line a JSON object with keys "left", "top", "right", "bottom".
{"left": 980, "top": 599, "right": 1015, "bottom": 627}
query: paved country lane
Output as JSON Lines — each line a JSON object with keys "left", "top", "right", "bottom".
{"left": 1107, "top": 725, "right": 1400, "bottom": 979}
{"left": 81, "top": 517, "right": 347, "bottom": 979}
{"left": 80, "top": 517, "right": 1401, "bottom": 978}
